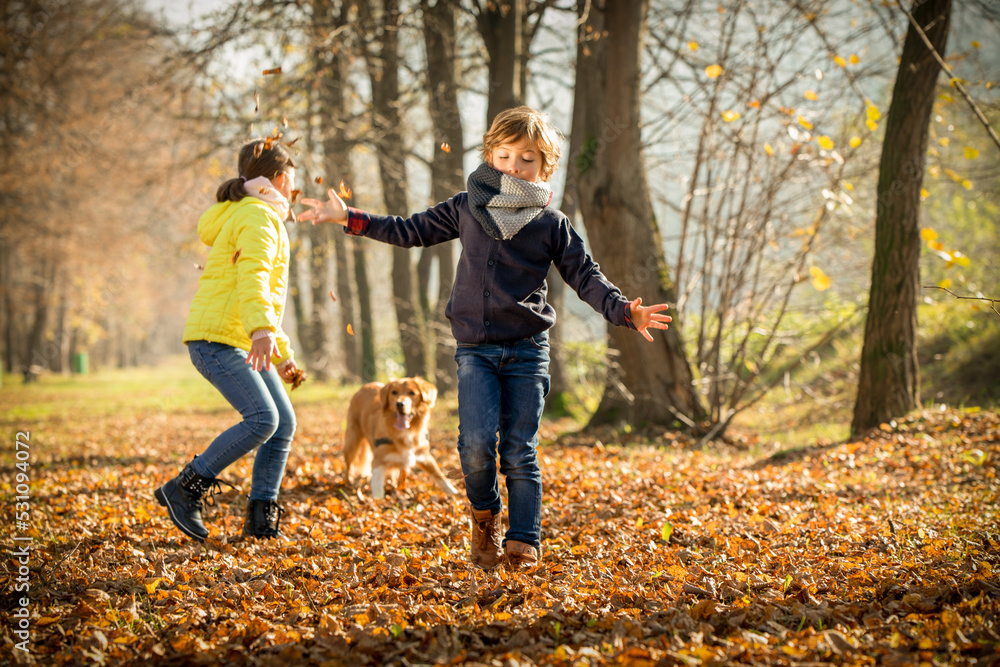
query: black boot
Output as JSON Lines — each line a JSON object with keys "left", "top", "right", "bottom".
{"left": 155, "top": 459, "right": 227, "bottom": 542}
{"left": 242, "top": 498, "right": 286, "bottom": 539}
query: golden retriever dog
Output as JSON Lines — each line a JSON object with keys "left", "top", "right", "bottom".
{"left": 343, "top": 377, "right": 459, "bottom": 499}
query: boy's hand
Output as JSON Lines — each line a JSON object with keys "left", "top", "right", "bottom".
{"left": 297, "top": 188, "right": 349, "bottom": 226}
{"left": 247, "top": 335, "right": 280, "bottom": 372}
{"left": 630, "top": 297, "right": 672, "bottom": 342}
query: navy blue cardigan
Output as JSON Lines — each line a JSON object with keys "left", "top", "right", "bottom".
{"left": 345, "top": 192, "right": 634, "bottom": 345}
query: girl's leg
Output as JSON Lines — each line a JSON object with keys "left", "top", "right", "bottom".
{"left": 187, "top": 341, "right": 281, "bottom": 478}
{"left": 249, "top": 367, "right": 296, "bottom": 501}
{"left": 497, "top": 334, "right": 550, "bottom": 549}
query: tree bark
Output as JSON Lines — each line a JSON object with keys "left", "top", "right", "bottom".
{"left": 477, "top": 0, "right": 524, "bottom": 126}
{"left": 313, "top": 0, "right": 361, "bottom": 381}
{"left": 421, "top": 0, "right": 465, "bottom": 391}
{"left": 574, "top": 0, "right": 704, "bottom": 428}
{"left": 361, "top": 0, "right": 428, "bottom": 378}
{"left": 852, "top": 0, "right": 951, "bottom": 436}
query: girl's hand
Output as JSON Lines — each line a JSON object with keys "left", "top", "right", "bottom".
{"left": 247, "top": 335, "right": 280, "bottom": 372}
{"left": 279, "top": 360, "right": 300, "bottom": 383}
{"left": 297, "top": 188, "right": 349, "bottom": 226}
{"left": 629, "top": 297, "right": 672, "bottom": 342}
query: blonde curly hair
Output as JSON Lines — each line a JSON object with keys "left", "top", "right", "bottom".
{"left": 480, "top": 106, "right": 563, "bottom": 182}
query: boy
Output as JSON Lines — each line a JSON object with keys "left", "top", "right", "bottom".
{"left": 298, "top": 106, "right": 671, "bottom": 569}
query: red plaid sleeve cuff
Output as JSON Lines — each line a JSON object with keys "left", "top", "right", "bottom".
{"left": 345, "top": 207, "right": 370, "bottom": 236}
{"left": 624, "top": 303, "right": 637, "bottom": 330}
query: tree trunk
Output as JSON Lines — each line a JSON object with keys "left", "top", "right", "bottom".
{"left": 574, "top": 0, "right": 704, "bottom": 428}
{"left": 354, "top": 243, "right": 376, "bottom": 381}
{"left": 422, "top": 0, "right": 464, "bottom": 391}
{"left": 852, "top": 0, "right": 951, "bottom": 436}
{"left": 314, "top": 0, "right": 360, "bottom": 381}
{"left": 361, "top": 0, "right": 427, "bottom": 378}
{"left": 477, "top": 0, "right": 524, "bottom": 126}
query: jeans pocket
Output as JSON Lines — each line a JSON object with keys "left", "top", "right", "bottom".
{"left": 528, "top": 332, "right": 550, "bottom": 350}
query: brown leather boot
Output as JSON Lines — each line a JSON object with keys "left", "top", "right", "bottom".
{"left": 469, "top": 507, "right": 503, "bottom": 569}
{"left": 505, "top": 540, "right": 539, "bottom": 571}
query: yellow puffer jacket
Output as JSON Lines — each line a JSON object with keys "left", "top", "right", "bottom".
{"left": 183, "top": 197, "right": 294, "bottom": 365}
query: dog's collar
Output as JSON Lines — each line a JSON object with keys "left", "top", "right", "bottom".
{"left": 374, "top": 438, "right": 394, "bottom": 448}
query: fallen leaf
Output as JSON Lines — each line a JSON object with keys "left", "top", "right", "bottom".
{"left": 339, "top": 180, "right": 352, "bottom": 199}
{"left": 263, "top": 67, "right": 282, "bottom": 75}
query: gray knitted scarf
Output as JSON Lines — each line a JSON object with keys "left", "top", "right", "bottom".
{"left": 467, "top": 163, "right": 552, "bottom": 241}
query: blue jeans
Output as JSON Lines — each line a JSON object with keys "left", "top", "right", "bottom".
{"left": 186, "top": 340, "right": 296, "bottom": 501}
{"left": 455, "top": 332, "right": 550, "bottom": 548}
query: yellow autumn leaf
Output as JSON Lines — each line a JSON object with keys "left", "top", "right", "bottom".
{"left": 843, "top": 181, "right": 854, "bottom": 191}
{"left": 929, "top": 240, "right": 944, "bottom": 251}
{"left": 939, "top": 278, "right": 953, "bottom": 289}
{"left": 954, "top": 253, "right": 971, "bottom": 267}
{"left": 929, "top": 165, "right": 941, "bottom": 178}
{"left": 866, "top": 118, "right": 878, "bottom": 132}
{"left": 765, "top": 143, "right": 774, "bottom": 156}
{"left": 849, "top": 54, "right": 860, "bottom": 65}
{"left": 495, "top": 612, "right": 512, "bottom": 621}
{"left": 866, "top": 104, "right": 881, "bottom": 121}
{"left": 962, "top": 179, "right": 973, "bottom": 190}
{"left": 818, "top": 135, "right": 834, "bottom": 150}
{"left": 920, "top": 188, "right": 930, "bottom": 199}
{"left": 939, "top": 93, "right": 954, "bottom": 103}
{"left": 347, "top": 323, "right": 355, "bottom": 336}
{"left": 971, "top": 40, "right": 981, "bottom": 48}
{"left": 705, "top": 64, "right": 722, "bottom": 79}
{"left": 798, "top": 116, "right": 813, "bottom": 130}
{"left": 810, "top": 266, "right": 832, "bottom": 291}
{"left": 921, "top": 228, "right": 938, "bottom": 241}
{"left": 849, "top": 136, "right": 861, "bottom": 148}
{"left": 834, "top": 55, "right": 847, "bottom": 68}
{"left": 804, "top": 90, "right": 818, "bottom": 101}
{"left": 688, "top": 41, "right": 699, "bottom": 51}
{"left": 722, "top": 110, "right": 740, "bottom": 122}
{"left": 965, "top": 146, "right": 980, "bottom": 159}
{"left": 145, "top": 578, "right": 161, "bottom": 595}
{"left": 939, "top": 137, "right": 950, "bottom": 146}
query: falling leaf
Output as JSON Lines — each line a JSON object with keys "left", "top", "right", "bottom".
{"left": 962, "top": 179, "right": 973, "bottom": 190}
{"left": 347, "top": 323, "right": 354, "bottom": 336}
{"left": 964, "top": 146, "right": 980, "bottom": 159}
{"left": 920, "top": 188, "right": 930, "bottom": 200}
{"left": 232, "top": 248, "right": 242, "bottom": 264}
{"left": 939, "top": 137, "right": 950, "bottom": 146}
{"left": 262, "top": 67, "right": 283, "bottom": 75}
{"left": 722, "top": 110, "right": 740, "bottom": 122}
{"left": 748, "top": 99, "right": 761, "bottom": 109}
{"left": 765, "top": 143, "right": 774, "bottom": 156}
{"left": 688, "top": 41, "right": 699, "bottom": 51}
{"left": 290, "top": 189, "right": 302, "bottom": 203}
{"left": 286, "top": 137, "right": 300, "bottom": 147}
{"left": 866, "top": 118, "right": 878, "bottom": 132}
{"left": 849, "top": 54, "right": 859, "bottom": 65}
{"left": 315, "top": 176, "right": 324, "bottom": 185}
{"left": 818, "top": 135, "right": 834, "bottom": 150}
{"left": 804, "top": 90, "right": 818, "bottom": 101}
{"left": 834, "top": 55, "right": 847, "bottom": 68}
{"left": 798, "top": 116, "right": 813, "bottom": 130}
{"left": 971, "top": 40, "right": 981, "bottom": 48}
{"left": 849, "top": 136, "right": 862, "bottom": 148}
{"left": 921, "top": 228, "right": 938, "bottom": 242}
{"left": 329, "top": 290, "right": 337, "bottom": 303}
{"left": 338, "top": 180, "right": 352, "bottom": 199}
{"left": 939, "top": 278, "right": 953, "bottom": 289}
{"left": 440, "top": 142, "right": 451, "bottom": 153}
{"left": 810, "top": 265, "right": 832, "bottom": 291}
{"left": 282, "top": 116, "right": 288, "bottom": 128}
{"left": 843, "top": 181, "right": 854, "bottom": 191}
{"left": 253, "top": 89, "right": 260, "bottom": 113}
{"left": 705, "top": 64, "right": 722, "bottom": 79}
{"left": 866, "top": 104, "right": 881, "bottom": 121}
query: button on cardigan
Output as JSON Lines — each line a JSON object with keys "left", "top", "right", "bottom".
{"left": 345, "top": 192, "right": 635, "bottom": 345}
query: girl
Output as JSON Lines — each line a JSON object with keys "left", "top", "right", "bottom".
{"left": 298, "top": 106, "right": 671, "bottom": 569}
{"left": 156, "top": 139, "right": 300, "bottom": 542}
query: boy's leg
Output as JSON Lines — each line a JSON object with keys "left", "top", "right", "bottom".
{"left": 497, "top": 334, "right": 550, "bottom": 556}
{"left": 455, "top": 344, "right": 505, "bottom": 567}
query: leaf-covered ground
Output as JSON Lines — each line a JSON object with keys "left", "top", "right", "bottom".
{"left": 2, "top": 385, "right": 998, "bottom": 665}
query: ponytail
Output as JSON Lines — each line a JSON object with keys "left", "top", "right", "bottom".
{"left": 217, "top": 139, "right": 296, "bottom": 203}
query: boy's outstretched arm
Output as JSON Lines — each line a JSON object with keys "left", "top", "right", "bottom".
{"left": 629, "top": 297, "right": 672, "bottom": 342}
{"left": 297, "top": 189, "right": 348, "bottom": 225}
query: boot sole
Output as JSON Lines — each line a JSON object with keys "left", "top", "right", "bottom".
{"left": 155, "top": 486, "right": 208, "bottom": 543}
